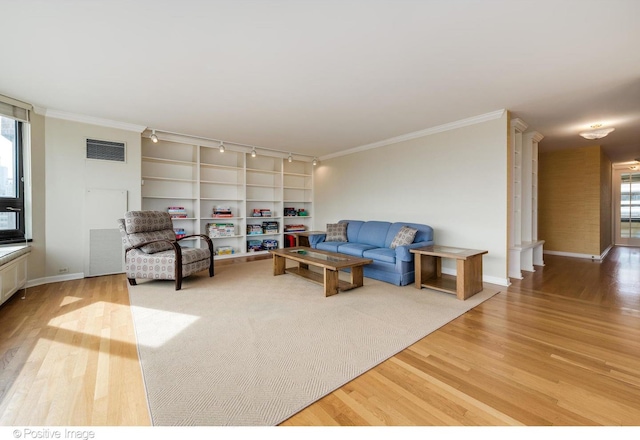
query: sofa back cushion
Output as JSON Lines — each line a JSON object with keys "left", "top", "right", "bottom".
{"left": 354, "top": 221, "right": 391, "bottom": 247}
{"left": 340, "top": 220, "right": 363, "bottom": 242}
{"left": 385, "top": 222, "right": 434, "bottom": 247}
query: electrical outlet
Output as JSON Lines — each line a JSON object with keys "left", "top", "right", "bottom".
{"left": 59, "top": 267, "right": 69, "bottom": 274}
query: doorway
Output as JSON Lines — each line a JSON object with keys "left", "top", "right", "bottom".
{"left": 613, "top": 165, "right": 640, "bottom": 247}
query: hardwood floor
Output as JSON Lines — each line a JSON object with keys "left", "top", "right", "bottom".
{"left": 1, "top": 247, "right": 639, "bottom": 426}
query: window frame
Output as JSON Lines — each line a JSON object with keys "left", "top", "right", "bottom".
{"left": 0, "top": 117, "right": 26, "bottom": 244}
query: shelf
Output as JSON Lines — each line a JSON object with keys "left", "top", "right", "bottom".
{"left": 143, "top": 176, "right": 197, "bottom": 183}
{"left": 200, "top": 163, "right": 243, "bottom": 171}
{"left": 246, "top": 168, "right": 281, "bottom": 175}
{"left": 246, "top": 183, "right": 282, "bottom": 188}
{"left": 142, "top": 156, "right": 197, "bottom": 166}
{"left": 143, "top": 196, "right": 197, "bottom": 200}
{"left": 202, "top": 217, "right": 244, "bottom": 220}
{"left": 142, "top": 140, "right": 312, "bottom": 260}
{"left": 201, "top": 180, "right": 243, "bottom": 186}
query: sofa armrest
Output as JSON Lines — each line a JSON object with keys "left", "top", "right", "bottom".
{"left": 395, "top": 240, "right": 435, "bottom": 262}
{"left": 308, "top": 233, "right": 326, "bottom": 248}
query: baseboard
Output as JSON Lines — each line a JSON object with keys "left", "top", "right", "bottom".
{"left": 544, "top": 246, "right": 612, "bottom": 261}
{"left": 26, "top": 272, "right": 85, "bottom": 288}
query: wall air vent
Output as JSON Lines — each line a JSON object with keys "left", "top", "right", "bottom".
{"left": 86, "top": 138, "right": 125, "bottom": 162}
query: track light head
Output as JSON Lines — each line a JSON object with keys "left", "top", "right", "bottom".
{"left": 251, "top": 148, "right": 257, "bottom": 158}
{"left": 219, "top": 142, "right": 225, "bottom": 153}
{"left": 288, "top": 153, "right": 293, "bottom": 163}
{"left": 312, "top": 157, "right": 318, "bottom": 166}
{"left": 150, "top": 129, "right": 158, "bottom": 143}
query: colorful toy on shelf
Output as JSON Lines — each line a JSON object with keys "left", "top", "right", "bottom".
{"left": 262, "top": 221, "right": 279, "bottom": 234}
{"left": 297, "top": 209, "right": 308, "bottom": 216}
{"left": 247, "top": 224, "right": 263, "bottom": 235}
{"left": 207, "top": 223, "right": 235, "bottom": 238}
{"left": 174, "top": 228, "right": 186, "bottom": 239}
{"left": 212, "top": 206, "right": 233, "bottom": 218}
{"left": 261, "top": 239, "right": 278, "bottom": 250}
{"left": 168, "top": 207, "right": 188, "bottom": 218}
{"left": 247, "top": 240, "right": 262, "bottom": 252}
{"left": 215, "top": 246, "right": 235, "bottom": 255}
{"left": 284, "top": 207, "right": 297, "bottom": 217}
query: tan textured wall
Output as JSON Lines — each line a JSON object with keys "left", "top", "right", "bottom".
{"left": 539, "top": 145, "right": 603, "bottom": 255}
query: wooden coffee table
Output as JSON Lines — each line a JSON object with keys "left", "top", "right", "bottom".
{"left": 410, "top": 245, "right": 488, "bottom": 300}
{"left": 269, "top": 247, "right": 373, "bottom": 297}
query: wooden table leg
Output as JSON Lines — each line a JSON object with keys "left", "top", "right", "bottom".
{"left": 350, "top": 266, "right": 364, "bottom": 288}
{"left": 273, "top": 254, "right": 286, "bottom": 275}
{"left": 324, "top": 268, "right": 339, "bottom": 297}
{"left": 456, "top": 254, "right": 483, "bottom": 300}
{"left": 416, "top": 254, "right": 439, "bottom": 289}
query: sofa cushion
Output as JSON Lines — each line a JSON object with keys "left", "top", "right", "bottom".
{"left": 316, "top": 241, "right": 346, "bottom": 253}
{"left": 390, "top": 226, "right": 418, "bottom": 249}
{"left": 325, "top": 223, "right": 348, "bottom": 242}
{"left": 363, "top": 248, "right": 396, "bottom": 264}
{"left": 338, "top": 243, "right": 377, "bottom": 257}
{"left": 341, "top": 220, "right": 364, "bottom": 242}
{"left": 386, "top": 222, "right": 434, "bottom": 247}
{"left": 355, "top": 221, "right": 391, "bottom": 247}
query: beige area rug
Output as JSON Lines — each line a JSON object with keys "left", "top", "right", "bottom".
{"left": 127, "top": 258, "right": 500, "bottom": 426}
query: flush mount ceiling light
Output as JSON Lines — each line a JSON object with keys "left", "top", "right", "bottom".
{"left": 150, "top": 129, "right": 158, "bottom": 143}
{"left": 579, "top": 124, "right": 615, "bottom": 140}
{"left": 219, "top": 142, "right": 225, "bottom": 153}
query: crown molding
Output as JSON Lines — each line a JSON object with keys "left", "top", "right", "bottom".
{"left": 525, "top": 131, "right": 544, "bottom": 143}
{"left": 511, "top": 117, "right": 528, "bottom": 132}
{"left": 39, "top": 108, "right": 147, "bottom": 133}
{"left": 320, "top": 109, "right": 507, "bottom": 161}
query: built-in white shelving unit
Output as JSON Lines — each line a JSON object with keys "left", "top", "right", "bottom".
{"left": 509, "top": 118, "right": 544, "bottom": 280}
{"left": 141, "top": 137, "right": 314, "bottom": 259}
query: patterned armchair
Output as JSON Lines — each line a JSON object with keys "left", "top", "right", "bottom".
{"left": 117, "top": 210, "right": 214, "bottom": 290}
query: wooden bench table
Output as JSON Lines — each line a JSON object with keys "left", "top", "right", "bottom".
{"left": 410, "top": 245, "right": 488, "bottom": 300}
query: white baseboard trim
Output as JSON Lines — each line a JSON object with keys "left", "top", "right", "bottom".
{"left": 544, "top": 245, "right": 613, "bottom": 261}
{"left": 26, "top": 272, "right": 85, "bottom": 288}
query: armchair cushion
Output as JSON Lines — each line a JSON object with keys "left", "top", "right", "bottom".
{"left": 128, "top": 229, "right": 176, "bottom": 254}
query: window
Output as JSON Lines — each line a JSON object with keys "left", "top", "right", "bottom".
{"left": 0, "top": 115, "right": 26, "bottom": 243}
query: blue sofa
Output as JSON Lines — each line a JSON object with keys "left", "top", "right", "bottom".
{"left": 308, "top": 220, "right": 434, "bottom": 286}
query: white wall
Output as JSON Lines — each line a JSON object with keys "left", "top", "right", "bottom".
{"left": 43, "top": 118, "right": 141, "bottom": 280}
{"left": 314, "top": 113, "right": 509, "bottom": 285}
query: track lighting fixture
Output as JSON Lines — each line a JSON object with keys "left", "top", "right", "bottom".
{"left": 145, "top": 129, "right": 319, "bottom": 164}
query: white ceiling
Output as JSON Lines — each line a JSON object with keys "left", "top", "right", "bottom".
{"left": 3, "top": 0, "right": 640, "bottom": 163}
